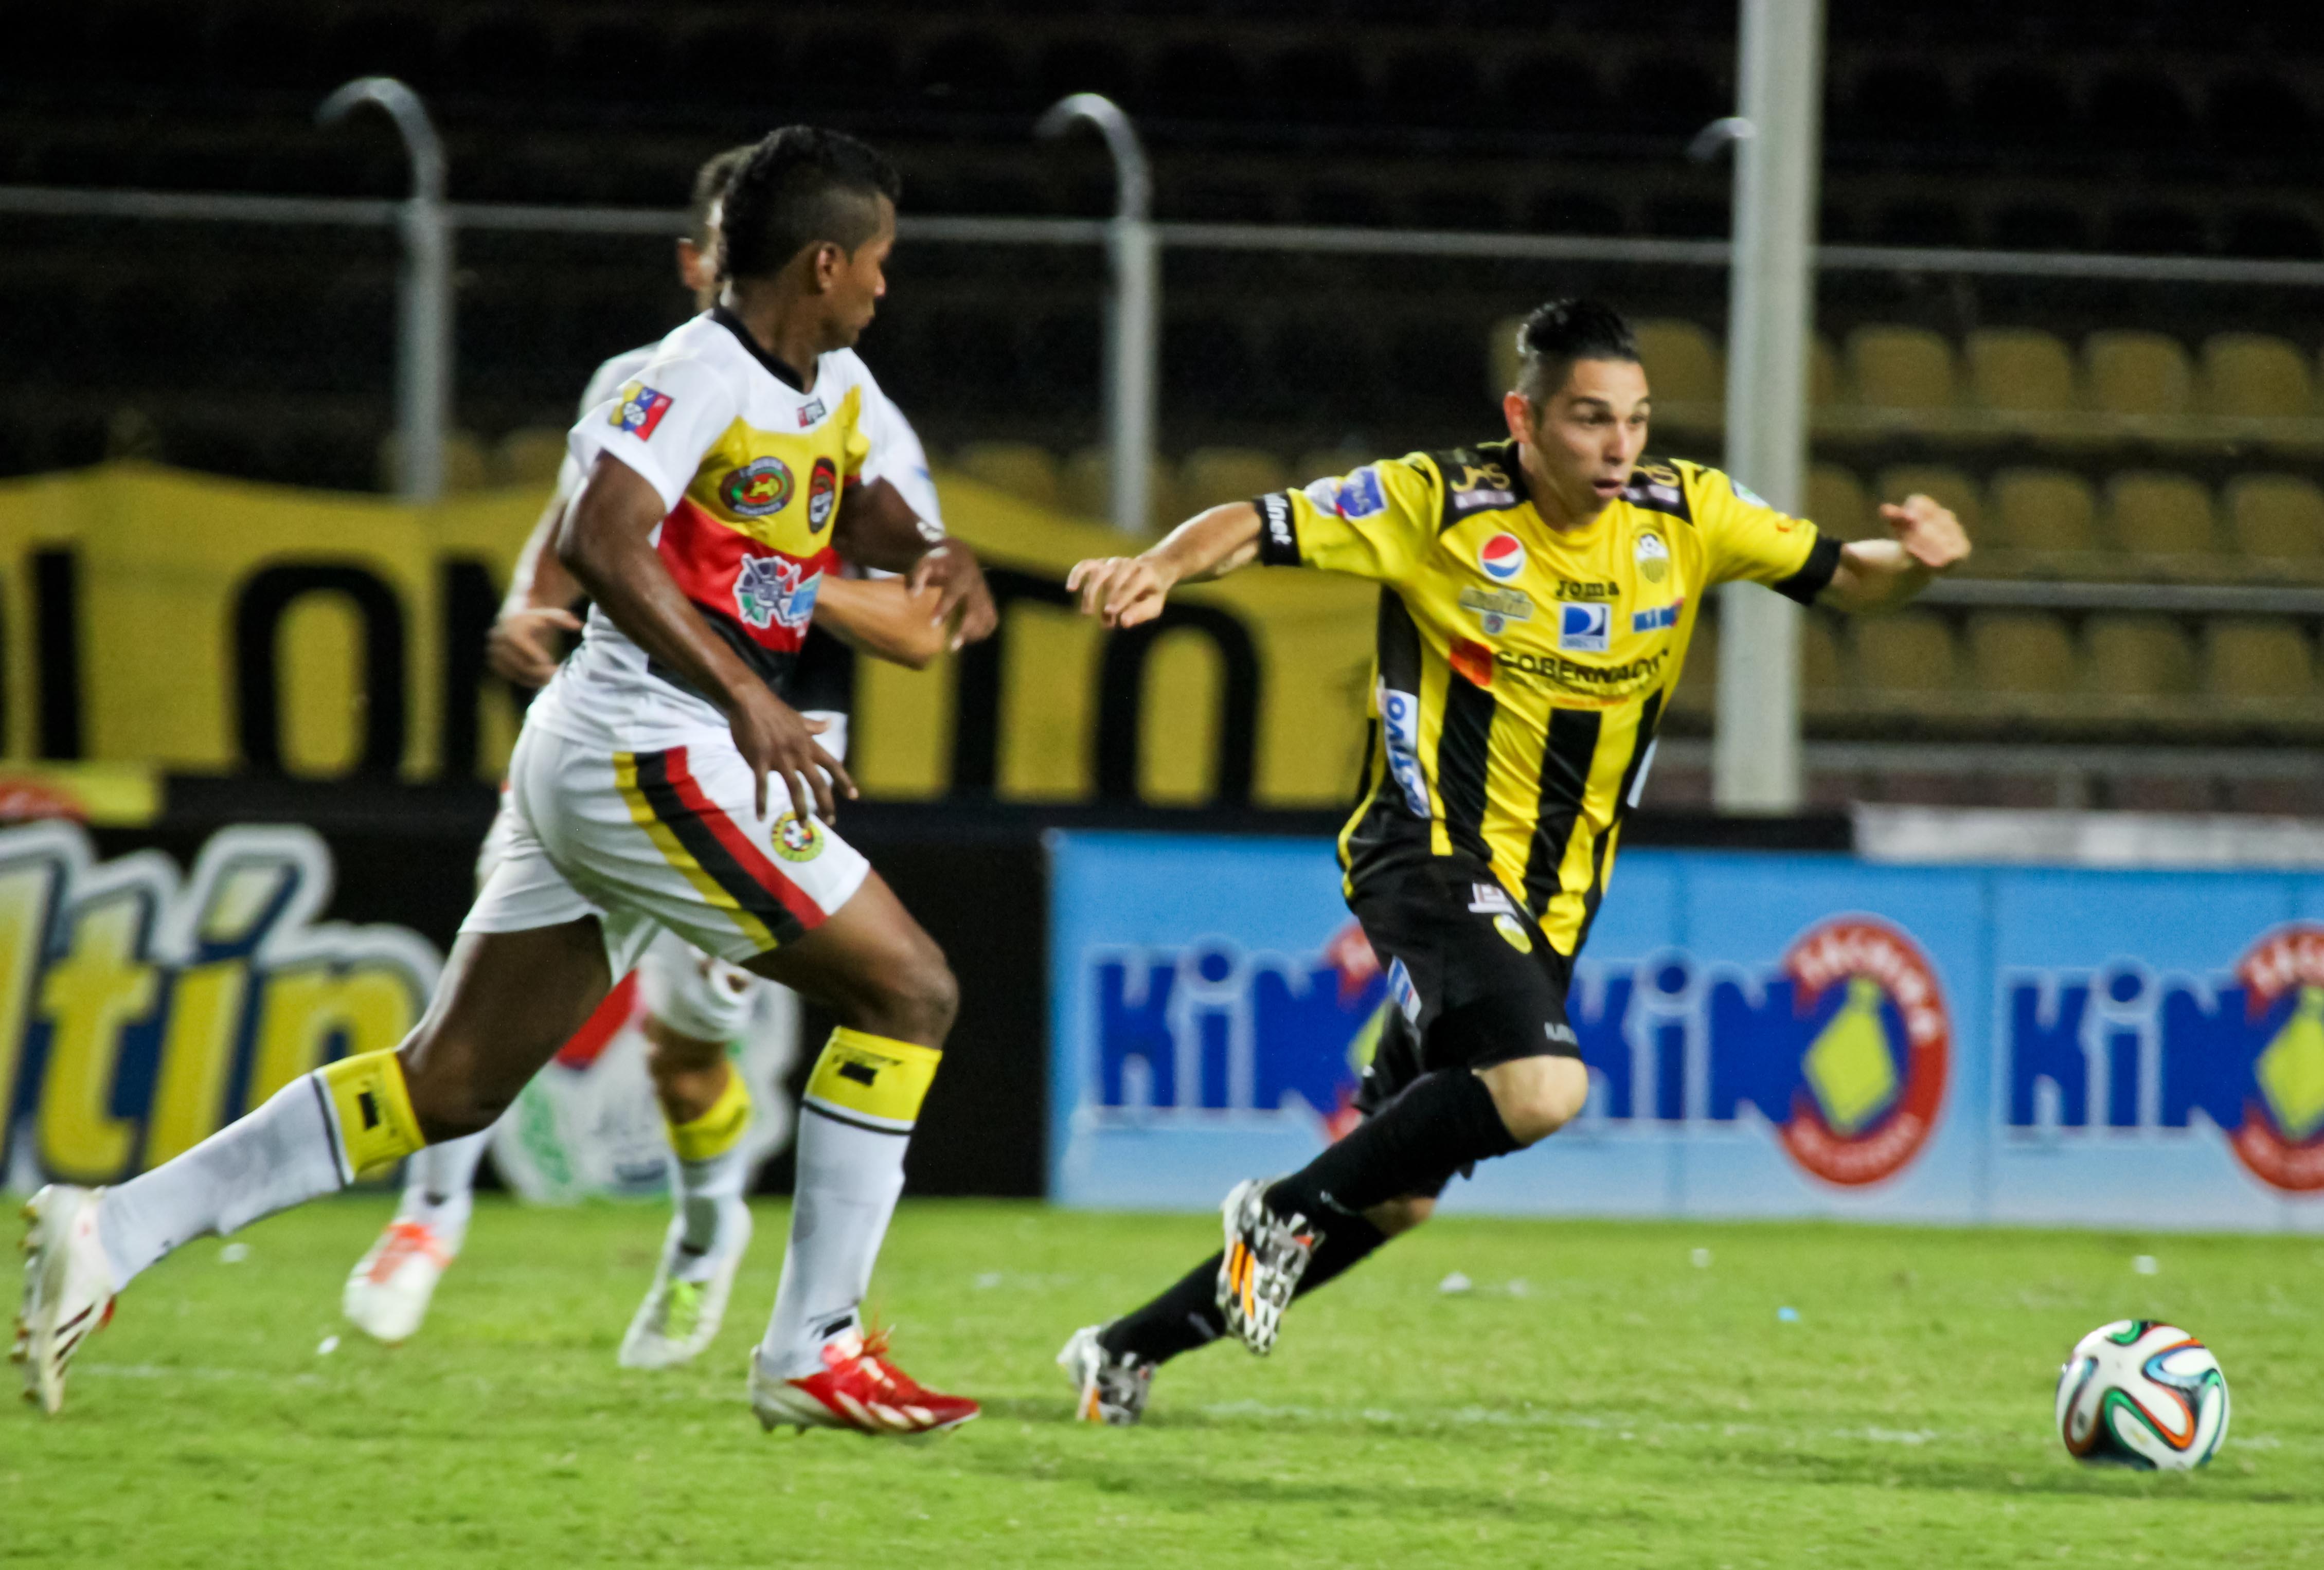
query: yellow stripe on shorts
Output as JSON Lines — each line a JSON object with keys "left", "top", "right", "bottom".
{"left": 612, "top": 750, "right": 782, "bottom": 951}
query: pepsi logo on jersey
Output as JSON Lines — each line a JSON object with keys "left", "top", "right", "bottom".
{"left": 1478, "top": 533, "right": 1527, "bottom": 581}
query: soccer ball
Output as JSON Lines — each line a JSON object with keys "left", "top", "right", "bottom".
{"left": 2054, "top": 1320, "right": 2230, "bottom": 1470}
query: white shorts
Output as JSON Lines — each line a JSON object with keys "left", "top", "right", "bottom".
{"left": 462, "top": 723, "right": 871, "bottom": 971}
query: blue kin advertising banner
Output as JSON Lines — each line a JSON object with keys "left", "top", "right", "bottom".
{"left": 1046, "top": 833, "right": 2324, "bottom": 1231}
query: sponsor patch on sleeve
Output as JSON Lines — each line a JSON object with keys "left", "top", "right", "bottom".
{"left": 1336, "top": 466, "right": 1388, "bottom": 518}
{"left": 610, "top": 381, "right": 674, "bottom": 439}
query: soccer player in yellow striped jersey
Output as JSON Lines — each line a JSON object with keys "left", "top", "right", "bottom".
{"left": 1056, "top": 298, "right": 1969, "bottom": 1423}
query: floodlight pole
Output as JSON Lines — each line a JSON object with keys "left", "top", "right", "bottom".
{"left": 320, "top": 77, "right": 451, "bottom": 503}
{"left": 1039, "top": 94, "right": 1156, "bottom": 536}
{"left": 1713, "top": 0, "right": 1824, "bottom": 812}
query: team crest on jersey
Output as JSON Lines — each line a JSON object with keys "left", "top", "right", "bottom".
{"left": 734, "top": 553, "right": 819, "bottom": 631}
{"left": 721, "top": 456, "right": 794, "bottom": 518}
{"left": 1635, "top": 530, "right": 1671, "bottom": 584}
{"left": 1479, "top": 533, "right": 1527, "bottom": 582}
{"left": 610, "top": 382, "right": 674, "bottom": 439}
{"left": 772, "top": 811, "right": 825, "bottom": 862}
{"left": 1559, "top": 602, "right": 1612, "bottom": 653}
{"left": 807, "top": 457, "right": 838, "bottom": 531}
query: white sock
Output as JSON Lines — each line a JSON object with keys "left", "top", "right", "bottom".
{"left": 759, "top": 1105, "right": 908, "bottom": 1376}
{"left": 392, "top": 1127, "right": 493, "bottom": 1255}
{"left": 670, "top": 1147, "right": 749, "bottom": 1284}
{"left": 99, "top": 1072, "right": 348, "bottom": 1288}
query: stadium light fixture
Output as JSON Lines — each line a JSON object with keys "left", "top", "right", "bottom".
{"left": 319, "top": 77, "right": 452, "bottom": 505}
{"left": 1039, "top": 94, "right": 1156, "bottom": 537}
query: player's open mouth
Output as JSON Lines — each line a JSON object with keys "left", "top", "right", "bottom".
{"left": 1591, "top": 477, "right": 1624, "bottom": 498}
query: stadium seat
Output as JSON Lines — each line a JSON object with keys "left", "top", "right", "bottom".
{"left": 2085, "top": 332, "right": 2195, "bottom": 417}
{"left": 494, "top": 427, "right": 567, "bottom": 489}
{"left": 2225, "top": 475, "right": 2324, "bottom": 564}
{"left": 1806, "top": 464, "right": 1871, "bottom": 540}
{"left": 1633, "top": 319, "right": 1724, "bottom": 406}
{"left": 1874, "top": 465, "right": 1983, "bottom": 538}
{"left": 1177, "top": 447, "right": 1291, "bottom": 514}
{"left": 1967, "top": 611, "right": 2080, "bottom": 695}
{"left": 2083, "top": 615, "right": 2197, "bottom": 699}
{"left": 1964, "top": 328, "right": 2078, "bottom": 415}
{"left": 954, "top": 441, "right": 1063, "bottom": 510}
{"left": 1808, "top": 335, "right": 1840, "bottom": 407}
{"left": 1846, "top": 326, "right": 1956, "bottom": 410}
{"left": 1064, "top": 445, "right": 1177, "bottom": 531}
{"left": 2201, "top": 333, "right": 2314, "bottom": 419}
{"left": 1851, "top": 611, "right": 1957, "bottom": 696}
{"left": 2204, "top": 619, "right": 2315, "bottom": 701}
{"left": 2105, "top": 472, "right": 2220, "bottom": 560}
{"left": 1988, "top": 468, "right": 2100, "bottom": 555}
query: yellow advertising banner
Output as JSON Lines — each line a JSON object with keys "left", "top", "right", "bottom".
{"left": 0, "top": 463, "right": 1378, "bottom": 807}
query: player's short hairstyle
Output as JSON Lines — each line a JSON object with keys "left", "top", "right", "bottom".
{"left": 718, "top": 125, "right": 903, "bottom": 280}
{"left": 1513, "top": 298, "right": 1641, "bottom": 402}
{"left": 687, "top": 144, "right": 755, "bottom": 247}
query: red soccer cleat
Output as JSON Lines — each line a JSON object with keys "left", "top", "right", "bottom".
{"left": 749, "top": 1325, "right": 978, "bottom": 1437}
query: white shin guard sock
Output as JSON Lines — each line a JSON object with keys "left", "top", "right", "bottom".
{"left": 392, "top": 1126, "right": 493, "bottom": 1254}
{"left": 759, "top": 1105, "right": 909, "bottom": 1377}
{"left": 98, "top": 1072, "right": 349, "bottom": 1289}
{"left": 670, "top": 1146, "right": 749, "bottom": 1283}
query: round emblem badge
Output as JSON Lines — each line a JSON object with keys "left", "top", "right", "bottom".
{"left": 773, "top": 811, "right": 825, "bottom": 863}
{"left": 720, "top": 456, "right": 793, "bottom": 518}
{"left": 1492, "top": 913, "right": 1533, "bottom": 954}
{"left": 1479, "top": 533, "right": 1527, "bottom": 582}
{"left": 807, "top": 457, "right": 839, "bottom": 532}
{"left": 1635, "top": 530, "right": 1670, "bottom": 584}
{"left": 1776, "top": 916, "right": 1950, "bottom": 1187}
{"left": 2225, "top": 924, "right": 2324, "bottom": 1192}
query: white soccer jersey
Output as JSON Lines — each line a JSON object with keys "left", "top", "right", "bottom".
{"left": 530, "top": 310, "right": 930, "bottom": 752}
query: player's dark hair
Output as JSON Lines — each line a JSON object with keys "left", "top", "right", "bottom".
{"left": 718, "top": 125, "right": 902, "bottom": 280}
{"left": 1513, "top": 297, "right": 1640, "bottom": 400}
{"left": 687, "top": 144, "right": 756, "bottom": 247}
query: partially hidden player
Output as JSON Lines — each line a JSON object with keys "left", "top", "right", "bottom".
{"left": 1057, "top": 299, "right": 1970, "bottom": 1422}
{"left": 344, "top": 143, "right": 953, "bottom": 1373}
{"left": 17, "top": 127, "right": 998, "bottom": 1437}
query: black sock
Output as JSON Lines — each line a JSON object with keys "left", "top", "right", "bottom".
{"left": 1100, "top": 1211, "right": 1392, "bottom": 1365}
{"left": 1265, "top": 1070, "right": 1516, "bottom": 1222}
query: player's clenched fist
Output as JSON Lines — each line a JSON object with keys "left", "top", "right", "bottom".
{"left": 1879, "top": 493, "right": 1972, "bottom": 573}
{"left": 1067, "top": 555, "right": 1176, "bottom": 628}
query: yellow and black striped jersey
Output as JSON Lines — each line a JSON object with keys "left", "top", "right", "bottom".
{"left": 1255, "top": 439, "right": 1838, "bottom": 956}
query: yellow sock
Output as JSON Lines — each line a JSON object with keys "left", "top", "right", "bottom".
{"left": 802, "top": 1028, "right": 942, "bottom": 1132}
{"left": 667, "top": 1064, "right": 753, "bottom": 1162}
{"left": 317, "top": 1049, "right": 424, "bottom": 1180}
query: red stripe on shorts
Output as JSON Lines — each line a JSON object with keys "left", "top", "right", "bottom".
{"left": 659, "top": 745, "right": 828, "bottom": 931}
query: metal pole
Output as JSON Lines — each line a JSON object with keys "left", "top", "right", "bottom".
{"left": 320, "top": 78, "right": 450, "bottom": 503}
{"left": 1038, "top": 94, "right": 1156, "bottom": 535}
{"left": 1713, "top": 0, "right": 1824, "bottom": 813}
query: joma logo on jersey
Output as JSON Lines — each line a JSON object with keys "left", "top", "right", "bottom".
{"left": 734, "top": 554, "right": 818, "bottom": 631}
{"left": 720, "top": 457, "right": 794, "bottom": 518}
{"left": 1479, "top": 534, "right": 1527, "bottom": 581}
{"left": 1557, "top": 580, "right": 1619, "bottom": 601}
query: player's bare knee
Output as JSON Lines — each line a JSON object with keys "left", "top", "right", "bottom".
{"left": 398, "top": 1046, "right": 500, "bottom": 1143}
{"left": 1366, "top": 1195, "right": 1436, "bottom": 1236}
{"left": 1481, "top": 1055, "right": 1590, "bottom": 1146}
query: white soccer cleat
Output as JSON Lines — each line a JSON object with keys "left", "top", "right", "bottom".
{"left": 343, "top": 1220, "right": 455, "bottom": 1346}
{"left": 1215, "top": 1177, "right": 1318, "bottom": 1357}
{"left": 1057, "top": 1323, "right": 1153, "bottom": 1425}
{"left": 748, "top": 1328, "right": 979, "bottom": 1437}
{"left": 618, "top": 1206, "right": 753, "bottom": 1370}
{"left": 15, "top": 1185, "right": 117, "bottom": 1415}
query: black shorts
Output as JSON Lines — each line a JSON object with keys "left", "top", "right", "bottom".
{"left": 1348, "top": 856, "right": 1578, "bottom": 1122}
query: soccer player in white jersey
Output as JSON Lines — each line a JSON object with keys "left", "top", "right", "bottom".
{"left": 342, "top": 146, "right": 952, "bottom": 1373}
{"left": 17, "top": 126, "right": 998, "bottom": 1437}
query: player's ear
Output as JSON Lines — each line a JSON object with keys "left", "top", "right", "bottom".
{"left": 675, "top": 238, "right": 710, "bottom": 294}
{"left": 1501, "top": 390, "right": 1536, "bottom": 444}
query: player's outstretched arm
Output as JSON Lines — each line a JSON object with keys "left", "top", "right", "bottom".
{"left": 560, "top": 452, "right": 855, "bottom": 822}
{"left": 813, "top": 575, "right": 948, "bottom": 670}
{"left": 489, "top": 493, "right": 587, "bottom": 687}
{"left": 1067, "top": 502, "right": 1265, "bottom": 629}
{"left": 1818, "top": 492, "right": 1972, "bottom": 614}
{"left": 830, "top": 477, "right": 998, "bottom": 650}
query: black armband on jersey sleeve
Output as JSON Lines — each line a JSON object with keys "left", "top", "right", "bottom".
{"left": 1772, "top": 533, "right": 1843, "bottom": 605}
{"left": 1254, "top": 492, "right": 1301, "bottom": 566}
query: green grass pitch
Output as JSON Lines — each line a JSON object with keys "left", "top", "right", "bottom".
{"left": 8, "top": 1196, "right": 2320, "bottom": 1567}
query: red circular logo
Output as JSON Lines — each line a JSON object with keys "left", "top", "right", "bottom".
{"left": 1776, "top": 916, "right": 1950, "bottom": 1187}
{"left": 2227, "top": 925, "right": 2324, "bottom": 1192}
